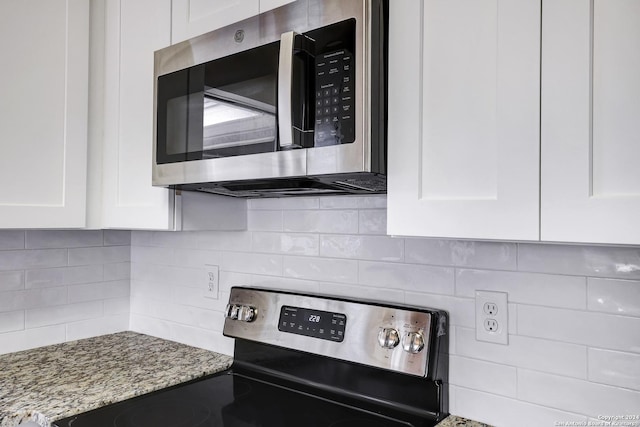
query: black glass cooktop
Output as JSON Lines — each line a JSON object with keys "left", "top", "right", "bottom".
{"left": 53, "top": 371, "right": 416, "bottom": 427}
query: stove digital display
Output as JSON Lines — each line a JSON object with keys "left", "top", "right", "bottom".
{"left": 278, "top": 306, "right": 346, "bottom": 342}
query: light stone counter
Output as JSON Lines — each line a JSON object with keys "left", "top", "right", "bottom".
{"left": 0, "top": 332, "right": 232, "bottom": 427}
{"left": 0, "top": 331, "right": 488, "bottom": 427}
{"left": 437, "top": 415, "right": 493, "bottom": 426}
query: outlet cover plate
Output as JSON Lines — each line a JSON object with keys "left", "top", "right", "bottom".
{"left": 475, "top": 290, "right": 508, "bottom": 345}
{"left": 204, "top": 264, "right": 219, "bottom": 300}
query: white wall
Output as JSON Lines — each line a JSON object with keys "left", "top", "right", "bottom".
{"left": 130, "top": 195, "right": 640, "bottom": 427}
{"left": 0, "top": 230, "right": 130, "bottom": 354}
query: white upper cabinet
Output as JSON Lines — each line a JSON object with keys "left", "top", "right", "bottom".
{"left": 387, "top": 0, "right": 541, "bottom": 240}
{"left": 541, "top": 0, "right": 640, "bottom": 245}
{"left": 99, "top": 0, "right": 174, "bottom": 230}
{"left": 0, "top": 0, "right": 90, "bottom": 228}
{"left": 171, "top": 0, "right": 259, "bottom": 44}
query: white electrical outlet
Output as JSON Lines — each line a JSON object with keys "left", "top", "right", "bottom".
{"left": 204, "top": 264, "right": 219, "bottom": 300}
{"left": 475, "top": 290, "right": 508, "bottom": 345}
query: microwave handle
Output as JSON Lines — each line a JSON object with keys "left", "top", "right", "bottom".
{"left": 277, "top": 31, "right": 296, "bottom": 149}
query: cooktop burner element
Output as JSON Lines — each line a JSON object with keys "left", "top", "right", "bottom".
{"left": 54, "top": 287, "right": 449, "bottom": 427}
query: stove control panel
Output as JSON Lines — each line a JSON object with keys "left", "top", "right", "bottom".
{"left": 223, "top": 287, "right": 444, "bottom": 377}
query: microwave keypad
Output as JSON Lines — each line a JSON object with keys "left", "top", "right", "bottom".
{"left": 314, "top": 50, "right": 355, "bottom": 147}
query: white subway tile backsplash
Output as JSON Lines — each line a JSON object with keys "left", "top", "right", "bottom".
{"left": 319, "top": 282, "right": 405, "bottom": 304}
{"left": 0, "top": 249, "right": 67, "bottom": 271}
{"left": 449, "top": 356, "right": 517, "bottom": 397}
{"left": 0, "top": 271, "right": 24, "bottom": 291}
{"left": 3, "top": 196, "right": 637, "bottom": 426}
{"left": 65, "top": 314, "right": 129, "bottom": 342}
{"left": 283, "top": 210, "right": 359, "bottom": 234}
{"left": 0, "top": 311, "right": 24, "bottom": 333}
{"left": 103, "top": 262, "right": 131, "bottom": 281}
{"left": 223, "top": 252, "right": 282, "bottom": 276}
{"left": 0, "top": 288, "right": 67, "bottom": 312}
{"left": 405, "top": 292, "right": 475, "bottom": 328}
{"left": 68, "top": 245, "right": 130, "bottom": 266}
{"left": 359, "top": 261, "right": 454, "bottom": 294}
{"left": 456, "top": 269, "right": 587, "bottom": 309}
{"left": 518, "top": 305, "right": 640, "bottom": 353}
{"left": 455, "top": 327, "right": 588, "bottom": 379}
{"left": 320, "top": 235, "right": 404, "bottom": 261}
{"left": 283, "top": 255, "right": 358, "bottom": 284}
{"left": 358, "top": 209, "right": 387, "bottom": 235}
{"left": 405, "top": 239, "right": 455, "bottom": 265}
{"left": 252, "top": 232, "right": 319, "bottom": 256}
{"left": 588, "top": 277, "right": 640, "bottom": 317}
{"left": 518, "top": 243, "right": 640, "bottom": 279}
{"left": 197, "top": 231, "right": 252, "bottom": 252}
{"left": 0, "top": 231, "right": 25, "bottom": 250}
{"left": 25, "top": 265, "right": 103, "bottom": 289}
{"left": 25, "top": 301, "right": 103, "bottom": 329}
{"left": 319, "top": 196, "right": 360, "bottom": 209}
{"left": 247, "top": 210, "right": 283, "bottom": 231}
{"left": 25, "top": 230, "right": 103, "bottom": 249}
{"left": 0, "top": 325, "right": 66, "bottom": 355}
{"left": 451, "top": 241, "right": 517, "bottom": 270}
{"left": 280, "top": 197, "right": 319, "bottom": 210}
{"left": 356, "top": 195, "right": 387, "bottom": 209}
{"left": 588, "top": 348, "right": 640, "bottom": 391}
{"left": 250, "top": 275, "right": 320, "bottom": 294}
{"left": 518, "top": 369, "right": 640, "bottom": 417}
{"left": 103, "top": 230, "right": 131, "bottom": 246}
{"left": 453, "top": 386, "right": 588, "bottom": 427}
{"left": 67, "top": 280, "right": 129, "bottom": 303}
{"left": 103, "top": 297, "right": 130, "bottom": 315}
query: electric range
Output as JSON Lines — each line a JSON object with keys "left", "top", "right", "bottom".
{"left": 53, "top": 287, "right": 449, "bottom": 427}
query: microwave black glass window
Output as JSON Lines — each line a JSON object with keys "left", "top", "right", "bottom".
{"left": 156, "top": 42, "right": 280, "bottom": 164}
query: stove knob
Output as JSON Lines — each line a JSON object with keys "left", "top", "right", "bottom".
{"left": 224, "top": 304, "right": 240, "bottom": 320}
{"left": 402, "top": 331, "right": 425, "bottom": 354}
{"left": 377, "top": 328, "right": 400, "bottom": 349}
{"left": 238, "top": 305, "right": 257, "bottom": 322}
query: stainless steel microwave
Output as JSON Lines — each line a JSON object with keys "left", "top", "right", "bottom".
{"left": 153, "top": 0, "right": 387, "bottom": 198}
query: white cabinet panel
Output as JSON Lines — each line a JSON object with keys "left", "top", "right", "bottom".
{"left": 0, "top": 0, "right": 89, "bottom": 228}
{"left": 542, "top": 0, "right": 640, "bottom": 244}
{"left": 101, "top": 0, "right": 173, "bottom": 230}
{"left": 171, "top": 0, "right": 259, "bottom": 44}
{"left": 388, "top": 0, "right": 541, "bottom": 241}
{"left": 259, "top": 0, "right": 295, "bottom": 13}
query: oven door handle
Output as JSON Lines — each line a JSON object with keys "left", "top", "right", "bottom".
{"left": 277, "top": 31, "right": 297, "bottom": 149}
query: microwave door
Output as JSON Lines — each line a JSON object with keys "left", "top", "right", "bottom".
{"left": 202, "top": 88, "right": 276, "bottom": 156}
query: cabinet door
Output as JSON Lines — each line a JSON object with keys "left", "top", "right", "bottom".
{"left": 171, "top": 0, "right": 259, "bottom": 44}
{"left": 542, "top": 0, "right": 640, "bottom": 244}
{"left": 0, "top": 0, "right": 89, "bottom": 228}
{"left": 101, "top": 0, "right": 173, "bottom": 230}
{"left": 387, "top": 0, "right": 541, "bottom": 240}
{"left": 259, "top": 0, "right": 295, "bottom": 13}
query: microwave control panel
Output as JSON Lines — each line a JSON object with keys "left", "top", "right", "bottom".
{"left": 314, "top": 49, "right": 355, "bottom": 147}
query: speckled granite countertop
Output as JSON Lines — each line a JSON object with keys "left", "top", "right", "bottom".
{"left": 437, "top": 415, "right": 492, "bottom": 426}
{"left": 0, "top": 331, "right": 487, "bottom": 427}
{"left": 0, "top": 332, "right": 232, "bottom": 427}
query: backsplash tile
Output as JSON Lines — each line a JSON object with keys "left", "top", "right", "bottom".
{"left": 0, "top": 230, "right": 130, "bottom": 354}
{"left": 587, "top": 277, "right": 640, "bottom": 317}
{"left": 0, "top": 271, "right": 24, "bottom": 292}
{"left": 0, "top": 231, "right": 25, "bottom": 250}
{"left": 518, "top": 243, "right": 640, "bottom": 279}
{"left": 2, "top": 195, "right": 640, "bottom": 426}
